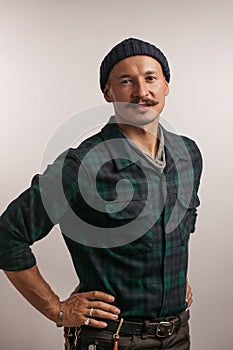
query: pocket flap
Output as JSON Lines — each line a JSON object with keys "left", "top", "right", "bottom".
{"left": 105, "top": 200, "right": 147, "bottom": 220}
{"left": 177, "top": 191, "right": 200, "bottom": 209}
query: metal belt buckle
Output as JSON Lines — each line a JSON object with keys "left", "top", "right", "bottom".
{"left": 156, "top": 321, "right": 175, "bottom": 338}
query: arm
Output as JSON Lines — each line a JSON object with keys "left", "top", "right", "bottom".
{"left": 1, "top": 154, "right": 120, "bottom": 328}
{"left": 4, "top": 265, "right": 120, "bottom": 328}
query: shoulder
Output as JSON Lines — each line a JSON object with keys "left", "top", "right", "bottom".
{"left": 181, "top": 135, "right": 202, "bottom": 164}
{"left": 59, "top": 130, "right": 104, "bottom": 163}
{"left": 163, "top": 127, "right": 202, "bottom": 164}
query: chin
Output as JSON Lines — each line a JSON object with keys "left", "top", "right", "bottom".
{"left": 115, "top": 106, "right": 160, "bottom": 127}
{"left": 134, "top": 118, "right": 158, "bottom": 127}
{"left": 131, "top": 111, "right": 159, "bottom": 126}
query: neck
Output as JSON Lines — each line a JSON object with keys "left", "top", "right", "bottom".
{"left": 115, "top": 117, "right": 159, "bottom": 158}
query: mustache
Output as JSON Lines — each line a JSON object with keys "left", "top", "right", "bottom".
{"left": 125, "top": 97, "right": 159, "bottom": 108}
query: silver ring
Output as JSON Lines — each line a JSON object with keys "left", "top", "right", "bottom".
{"left": 89, "top": 307, "right": 94, "bottom": 317}
{"left": 84, "top": 318, "right": 90, "bottom": 326}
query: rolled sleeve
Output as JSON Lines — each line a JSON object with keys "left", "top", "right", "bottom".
{"left": 0, "top": 179, "right": 54, "bottom": 270}
{"left": 0, "top": 150, "right": 80, "bottom": 271}
{"left": 0, "top": 244, "right": 36, "bottom": 271}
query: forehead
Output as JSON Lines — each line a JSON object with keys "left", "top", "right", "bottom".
{"left": 109, "top": 55, "right": 163, "bottom": 79}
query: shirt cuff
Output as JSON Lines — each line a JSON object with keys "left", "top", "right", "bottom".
{"left": 0, "top": 244, "right": 36, "bottom": 271}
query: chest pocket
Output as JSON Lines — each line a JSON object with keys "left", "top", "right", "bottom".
{"left": 165, "top": 191, "right": 200, "bottom": 246}
{"left": 177, "top": 192, "right": 200, "bottom": 246}
{"left": 105, "top": 199, "right": 154, "bottom": 255}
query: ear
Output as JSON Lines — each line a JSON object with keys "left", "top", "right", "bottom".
{"left": 103, "top": 84, "right": 113, "bottom": 103}
{"left": 164, "top": 81, "right": 169, "bottom": 96}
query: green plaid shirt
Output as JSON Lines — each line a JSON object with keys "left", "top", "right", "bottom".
{"left": 0, "top": 117, "right": 202, "bottom": 317}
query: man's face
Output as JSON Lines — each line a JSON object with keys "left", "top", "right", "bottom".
{"left": 104, "top": 55, "right": 169, "bottom": 127}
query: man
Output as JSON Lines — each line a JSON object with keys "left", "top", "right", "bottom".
{"left": 0, "top": 38, "right": 202, "bottom": 349}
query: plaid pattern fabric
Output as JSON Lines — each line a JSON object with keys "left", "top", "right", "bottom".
{"left": 0, "top": 117, "right": 202, "bottom": 317}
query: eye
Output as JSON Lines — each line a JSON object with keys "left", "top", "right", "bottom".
{"left": 146, "top": 75, "right": 157, "bottom": 82}
{"left": 120, "top": 79, "right": 132, "bottom": 85}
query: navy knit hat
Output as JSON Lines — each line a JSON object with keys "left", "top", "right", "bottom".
{"left": 100, "top": 38, "right": 170, "bottom": 92}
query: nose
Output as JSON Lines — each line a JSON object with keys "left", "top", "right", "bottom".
{"left": 133, "top": 78, "right": 149, "bottom": 98}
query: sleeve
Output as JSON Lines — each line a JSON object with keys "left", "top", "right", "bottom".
{"left": 192, "top": 141, "right": 203, "bottom": 195}
{"left": 189, "top": 139, "right": 203, "bottom": 233}
{"left": 0, "top": 151, "right": 81, "bottom": 271}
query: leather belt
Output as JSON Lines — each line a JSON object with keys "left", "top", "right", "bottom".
{"left": 103, "top": 309, "right": 189, "bottom": 338}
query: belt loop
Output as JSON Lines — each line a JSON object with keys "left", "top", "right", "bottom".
{"left": 177, "top": 309, "right": 186, "bottom": 326}
{"left": 177, "top": 312, "right": 182, "bottom": 328}
{"left": 141, "top": 320, "right": 150, "bottom": 339}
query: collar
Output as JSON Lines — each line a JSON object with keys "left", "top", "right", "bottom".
{"left": 121, "top": 125, "right": 166, "bottom": 173}
{"left": 100, "top": 116, "right": 139, "bottom": 171}
{"left": 100, "top": 116, "right": 192, "bottom": 173}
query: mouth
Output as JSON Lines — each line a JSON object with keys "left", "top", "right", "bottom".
{"left": 131, "top": 102, "right": 159, "bottom": 111}
{"left": 126, "top": 99, "right": 159, "bottom": 110}
{"left": 139, "top": 102, "right": 155, "bottom": 107}
{"left": 135, "top": 103, "right": 150, "bottom": 110}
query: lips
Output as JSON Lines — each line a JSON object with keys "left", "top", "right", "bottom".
{"left": 135, "top": 102, "right": 158, "bottom": 109}
{"left": 132, "top": 104, "right": 152, "bottom": 113}
{"left": 133, "top": 99, "right": 159, "bottom": 107}
{"left": 137, "top": 104, "right": 149, "bottom": 108}
{"left": 125, "top": 99, "right": 159, "bottom": 110}
{"left": 138, "top": 103, "right": 151, "bottom": 107}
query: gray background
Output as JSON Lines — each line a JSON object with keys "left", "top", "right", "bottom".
{"left": 0, "top": 0, "right": 232, "bottom": 349}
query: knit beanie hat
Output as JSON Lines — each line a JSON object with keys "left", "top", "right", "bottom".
{"left": 100, "top": 38, "right": 170, "bottom": 92}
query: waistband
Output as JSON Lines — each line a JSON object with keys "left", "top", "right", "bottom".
{"left": 64, "top": 309, "right": 190, "bottom": 341}
{"left": 102, "top": 309, "right": 189, "bottom": 337}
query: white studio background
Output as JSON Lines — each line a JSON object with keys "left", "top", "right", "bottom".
{"left": 0, "top": 1, "right": 232, "bottom": 349}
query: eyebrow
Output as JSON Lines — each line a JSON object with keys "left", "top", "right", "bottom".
{"left": 117, "top": 74, "right": 133, "bottom": 80}
{"left": 144, "top": 70, "right": 157, "bottom": 75}
{"left": 117, "top": 71, "right": 158, "bottom": 80}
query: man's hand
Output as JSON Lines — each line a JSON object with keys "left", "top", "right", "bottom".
{"left": 186, "top": 278, "right": 193, "bottom": 308}
{"left": 62, "top": 290, "right": 120, "bottom": 328}
{"left": 4, "top": 266, "right": 120, "bottom": 328}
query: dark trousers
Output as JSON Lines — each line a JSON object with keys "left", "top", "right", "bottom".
{"left": 64, "top": 318, "right": 190, "bottom": 350}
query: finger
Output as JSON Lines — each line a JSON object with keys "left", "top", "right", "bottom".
{"left": 186, "top": 288, "right": 191, "bottom": 299}
{"left": 83, "top": 317, "right": 109, "bottom": 329}
{"left": 85, "top": 302, "right": 120, "bottom": 320}
{"left": 85, "top": 307, "right": 119, "bottom": 321}
{"left": 83, "top": 290, "right": 115, "bottom": 303}
{"left": 186, "top": 290, "right": 193, "bottom": 307}
{"left": 89, "top": 300, "right": 120, "bottom": 315}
